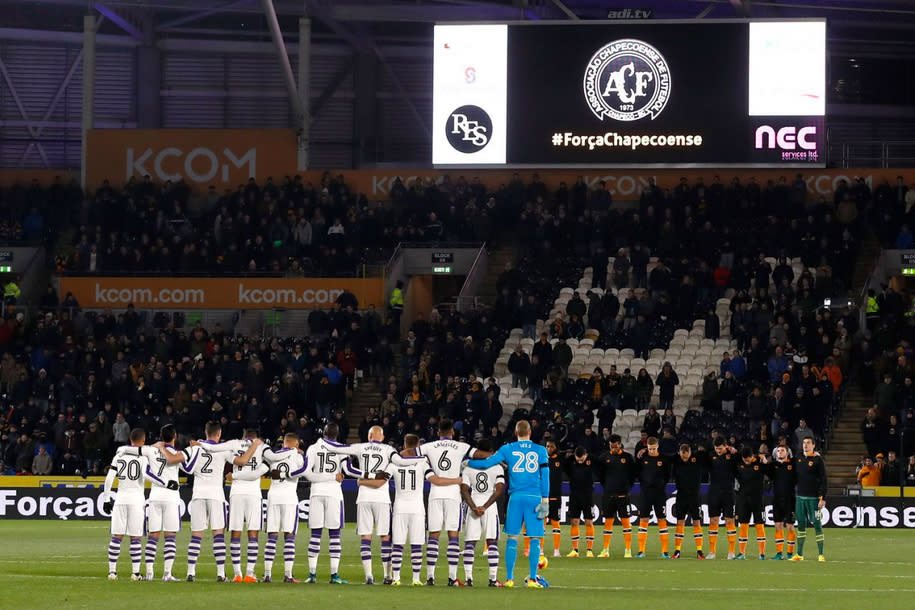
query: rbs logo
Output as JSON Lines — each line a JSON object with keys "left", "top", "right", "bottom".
{"left": 754, "top": 125, "right": 817, "bottom": 151}
{"left": 445, "top": 105, "right": 492, "bottom": 153}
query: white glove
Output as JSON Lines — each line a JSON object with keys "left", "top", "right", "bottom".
{"left": 535, "top": 498, "right": 550, "bottom": 519}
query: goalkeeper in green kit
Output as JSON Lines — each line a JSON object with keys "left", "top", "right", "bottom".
{"left": 790, "top": 437, "right": 827, "bottom": 562}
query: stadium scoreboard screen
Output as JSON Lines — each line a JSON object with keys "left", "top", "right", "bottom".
{"left": 432, "top": 20, "right": 826, "bottom": 167}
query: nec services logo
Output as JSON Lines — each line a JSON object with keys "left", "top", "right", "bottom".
{"left": 583, "top": 38, "right": 671, "bottom": 122}
{"left": 446, "top": 105, "right": 491, "bottom": 153}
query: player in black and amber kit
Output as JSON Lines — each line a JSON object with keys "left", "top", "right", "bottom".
{"left": 595, "top": 434, "right": 635, "bottom": 558}
{"left": 635, "top": 437, "right": 671, "bottom": 558}
{"left": 564, "top": 446, "right": 596, "bottom": 557}
{"left": 735, "top": 447, "right": 771, "bottom": 560}
{"left": 544, "top": 440, "right": 563, "bottom": 557}
{"left": 702, "top": 437, "right": 738, "bottom": 559}
{"left": 671, "top": 444, "right": 706, "bottom": 559}
{"left": 770, "top": 446, "right": 797, "bottom": 559}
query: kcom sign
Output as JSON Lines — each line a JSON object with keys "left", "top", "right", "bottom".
{"left": 86, "top": 129, "right": 297, "bottom": 189}
{"left": 127, "top": 147, "right": 255, "bottom": 184}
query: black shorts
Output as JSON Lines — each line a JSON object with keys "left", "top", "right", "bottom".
{"left": 548, "top": 497, "right": 561, "bottom": 522}
{"left": 771, "top": 495, "right": 796, "bottom": 524}
{"left": 674, "top": 494, "right": 702, "bottom": 522}
{"left": 707, "top": 489, "right": 735, "bottom": 520}
{"left": 568, "top": 494, "right": 595, "bottom": 521}
{"left": 736, "top": 493, "right": 765, "bottom": 524}
{"left": 638, "top": 487, "right": 667, "bottom": 520}
{"left": 602, "top": 495, "right": 632, "bottom": 522}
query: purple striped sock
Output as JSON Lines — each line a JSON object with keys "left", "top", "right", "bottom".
{"left": 381, "top": 538, "right": 392, "bottom": 563}
{"left": 213, "top": 533, "right": 226, "bottom": 566}
{"left": 264, "top": 533, "right": 278, "bottom": 562}
{"left": 264, "top": 533, "right": 278, "bottom": 577}
{"left": 283, "top": 535, "right": 296, "bottom": 577}
{"left": 284, "top": 536, "right": 296, "bottom": 562}
{"left": 145, "top": 537, "right": 159, "bottom": 567}
{"left": 230, "top": 537, "right": 242, "bottom": 573}
{"left": 246, "top": 537, "right": 259, "bottom": 575}
{"left": 329, "top": 529, "right": 341, "bottom": 574}
{"left": 129, "top": 538, "right": 142, "bottom": 573}
{"left": 308, "top": 529, "right": 322, "bottom": 558}
{"left": 187, "top": 535, "right": 202, "bottom": 567}
{"left": 360, "top": 539, "right": 372, "bottom": 561}
{"left": 426, "top": 535, "right": 439, "bottom": 576}
{"left": 391, "top": 544, "right": 403, "bottom": 580}
{"left": 411, "top": 544, "right": 423, "bottom": 580}
{"left": 163, "top": 535, "right": 176, "bottom": 576}
{"left": 447, "top": 536, "right": 460, "bottom": 579}
{"left": 463, "top": 540, "right": 476, "bottom": 578}
{"left": 108, "top": 536, "right": 121, "bottom": 566}
{"left": 488, "top": 542, "right": 499, "bottom": 579}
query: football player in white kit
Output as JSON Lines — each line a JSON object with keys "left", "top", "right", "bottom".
{"left": 222, "top": 429, "right": 269, "bottom": 582}
{"left": 460, "top": 438, "right": 505, "bottom": 587}
{"left": 135, "top": 424, "right": 190, "bottom": 581}
{"left": 261, "top": 432, "right": 308, "bottom": 583}
{"left": 350, "top": 425, "right": 397, "bottom": 584}
{"left": 415, "top": 419, "right": 472, "bottom": 586}
{"left": 183, "top": 421, "right": 262, "bottom": 582}
{"left": 103, "top": 428, "right": 173, "bottom": 581}
{"left": 303, "top": 422, "right": 363, "bottom": 584}
{"left": 362, "top": 434, "right": 461, "bottom": 586}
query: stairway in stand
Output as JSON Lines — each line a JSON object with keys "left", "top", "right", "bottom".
{"left": 345, "top": 375, "right": 382, "bottom": 443}
{"left": 848, "top": 229, "right": 881, "bottom": 299}
{"left": 476, "top": 242, "right": 518, "bottom": 305}
{"left": 825, "top": 385, "right": 870, "bottom": 494}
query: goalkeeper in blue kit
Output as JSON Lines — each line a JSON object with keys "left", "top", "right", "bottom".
{"left": 466, "top": 420, "right": 550, "bottom": 589}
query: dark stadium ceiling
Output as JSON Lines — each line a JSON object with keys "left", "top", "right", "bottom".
{"left": 4, "top": 0, "right": 915, "bottom": 45}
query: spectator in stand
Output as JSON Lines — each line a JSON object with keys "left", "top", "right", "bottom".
{"left": 636, "top": 368, "right": 654, "bottom": 411}
{"left": 519, "top": 294, "right": 539, "bottom": 340}
{"left": 508, "top": 344, "right": 530, "bottom": 390}
{"left": 874, "top": 373, "right": 897, "bottom": 419}
{"left": 861, "top": 407, "right": 882, "bottom": 459}
{"left": 793, "top": 419, "right": 814, "bottom": 454}
{"left": 655, "top": 362, "right": 679, "bottom": 412}
{"left": 642, "top": 406, "right": 661, "bottom": 438}
{"left": 701, "top": 370, "right": 720, "bottom": 411}
{"left": 907, "top": 456, "right": 915, "bottom": 486}
{"left": 719, "top": 371, "right": 738, "bottom": 414}
{"left": 882, "top": 451, "right": 902, "bottom": 487}
{"left": 31, "top": 444, "right": 53, "bottom": 475}
{"left": 857, "top": 456, "right": 882, "bottom": 487}
{"left": 553, "top": 337, "right": 573, "bottom": 377}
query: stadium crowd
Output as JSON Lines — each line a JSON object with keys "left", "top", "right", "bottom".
{"left": 1, "top": 171, "right": 914, "bottom": 490}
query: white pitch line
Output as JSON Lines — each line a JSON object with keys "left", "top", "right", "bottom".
{"left": 549, "top": 585, "right": 915, "bottom": 593}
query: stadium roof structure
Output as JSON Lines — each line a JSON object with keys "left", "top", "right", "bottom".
{"left": 6, "top": 0, "right": 915, "bottom": 41}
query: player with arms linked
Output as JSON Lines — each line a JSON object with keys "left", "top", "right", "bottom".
{"left": 466, "top": 420, "right": 550, "bottom": 589}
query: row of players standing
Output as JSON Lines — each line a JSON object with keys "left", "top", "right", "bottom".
{"left": 101, "top": 419, "right": 514, "bottom": 586}
{"left": 546, "top": 434, "right": 827, "bottom": 561}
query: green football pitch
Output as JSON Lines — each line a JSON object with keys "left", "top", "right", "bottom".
{"left": 2, "top": 522, "right": 913, "bottom": 609}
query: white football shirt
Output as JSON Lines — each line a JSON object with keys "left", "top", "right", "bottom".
{"left": 462, "top": 465, "right": 505, "bottom": 506}
{"left": 304, "top": 438, "right": 362, "bottom": 500}
{"left": 418, "top": 438, "right": 472, "bottom": 501}
{"left": 107, "top": 446, "right": 154, "bottom": 505}
{"left": 185, "top": 441, "right": 232, "bottom": 501}
{"left": 349, "top": 441, "right": 397, "bottom": 504}
{"left": 386, "top": 456, "right": 432, "bottom": 515}
{"left": 227, "top": 439, "right": 267, "bottom": 498}
{"left": 264, "top": 447, "right": 307, "bottom": 505}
